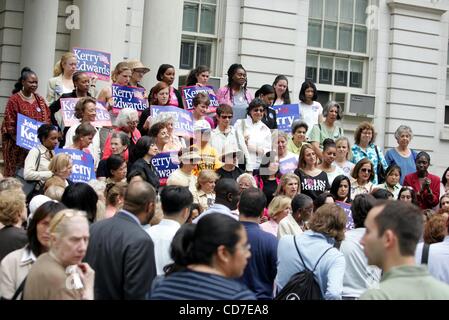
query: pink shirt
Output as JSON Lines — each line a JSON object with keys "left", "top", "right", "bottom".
{"left": 216, "top": 86, "right": 253, "bottom": 106}
{"left": 260, "top": 220, "right": 279, "bottom": 237}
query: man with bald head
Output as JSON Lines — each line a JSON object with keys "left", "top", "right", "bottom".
{"left": 360, "top": 201, "right": 449, "bottom": 299}
{"left": 85, "top": 181, "right": 157, "bottom": 300}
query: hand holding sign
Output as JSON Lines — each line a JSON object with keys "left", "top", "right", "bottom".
{"left": 272, "top": 104, "right": 301, "bottom": 133}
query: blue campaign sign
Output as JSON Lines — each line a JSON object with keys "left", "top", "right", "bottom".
{"left": 335, "top": 201, "right": 355, "bottom": 230}
{"left": 73, "top": 47, "right": 111, "bottom": 81}
{"left": 272, "top": 104, "right": 301, "bottom": 132}
{"left": 112, "top": 84, "right": 148, "bottom": 114}
{"left": 151, "top": 105, "right": 194, "bottom": 138}
{"left": 55, "top": 148, "right": 96, "bottom": 183}
{"left": 181, "top": 85, "right": 219, "bottom": 112}
{"left": 151, "top": 152, "right": 180, "bottom": 186}
{"left": 16, "top": 114, "right": 44, "bottom": 150}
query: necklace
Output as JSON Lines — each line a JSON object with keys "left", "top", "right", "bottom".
{"left": 19, "top": 90, "right": 34, "bottom": 101}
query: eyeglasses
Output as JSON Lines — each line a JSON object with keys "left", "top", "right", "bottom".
{"left": 361, "top": 168, "right": 372, "bottom": 173}
{"left": 220, "top": 115, "right": 233, "bottom": 119}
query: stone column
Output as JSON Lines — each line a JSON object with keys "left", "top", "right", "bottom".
{"left": 140, "top": 0, "right": 183, "bottom": 89}
{"left": 21, "top": 0, "right": 58, "bottom": 97}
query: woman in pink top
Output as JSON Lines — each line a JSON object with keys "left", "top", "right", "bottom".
{"left": 216, "top": 64, "right": 253, "bottom": 123}
{"left": 260, "top": 195, "right": 291, "bottom": 237}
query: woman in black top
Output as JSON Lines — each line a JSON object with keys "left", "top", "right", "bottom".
{"left": 128, "top": 136, "right": 160, "bottom": 192}
{"left": 254, "top": 151, "right": 280, "bottom": 206}
{"left": 294, "top": 144, "right": 329, "bottom": 201}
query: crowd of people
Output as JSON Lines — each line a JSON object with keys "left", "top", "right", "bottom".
{"left": 1, "top": 55, "right": 449, "bottom": 300}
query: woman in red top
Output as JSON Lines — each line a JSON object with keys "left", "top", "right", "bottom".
{"left": 1, "top": 68, "right": 50, "bottom": 176}
{"left": 403, "top": 151, "right": 440, "bottom": 209}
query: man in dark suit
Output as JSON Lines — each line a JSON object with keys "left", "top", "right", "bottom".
{"left": 85, "top": 180, "right": 157, "bottom": 300}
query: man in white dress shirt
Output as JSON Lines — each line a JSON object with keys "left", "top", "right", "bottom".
{"left": 145, "top": 186, "right": 193, "bottom": 275}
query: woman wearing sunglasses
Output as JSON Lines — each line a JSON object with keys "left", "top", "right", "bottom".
{"left": 351, "top": 158, "right": 375, "bottom": 197}
{"left": 234, "top": 98, "right": 272, "bottom": 173}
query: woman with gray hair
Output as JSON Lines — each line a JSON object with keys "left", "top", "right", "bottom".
{"left": 102, "top": 108, "right": 141, "bottom": 162}
{"left": 385, "top": 125, "right": 418, "bottom": 184}
{"left": 23, "top": 209, "right": 94, "bottom": 300}
{"left": 309, "top": 101, "right": 344, "bottom": 160}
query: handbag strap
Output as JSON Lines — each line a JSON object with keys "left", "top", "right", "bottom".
{"left": 11, "top": 276, "right": 27, "bottom": 300}
{"left": 421, "top": 243, "right": 430, "bottom": 264}
{"left": 374, "top": 145, "right": 380, "bottom": 161}
{"left": 35, "top": 148, "right": 42, "bottom": 171}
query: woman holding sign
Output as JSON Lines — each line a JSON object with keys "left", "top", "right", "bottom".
{"left": 1, "top": 67, "right": 51, "bottom": 177}
{"left": 217, "top": 64, "right": 254, "bottom": 123}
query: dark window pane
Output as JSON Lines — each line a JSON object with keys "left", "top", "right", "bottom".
{"left": 306, "top": 67, "right": 317, "bottom": 83}
{"left": 196, "top": 42, "right": 212, "bottom": 67}
{"left": 445, "top": 105, "right": 449, "bottom": 125}
{"left": 335, "top": 70, "right": 348, "bottom": 86}
{"left": 319, "top": 56, "right": 333, "bottom": 84}
{"left": 350, "top": 60, "right": 363, "bottom": 88}
{"left": 180, "top": 41, "right": 195, "bottom": 69}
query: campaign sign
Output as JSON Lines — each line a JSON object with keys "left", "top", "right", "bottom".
{"left": 272, "top": 104, "right": 301, "bottom": 133}
{"left": 61, "top": 98, "right": 112, "bottom": 127}
{"left": 112, "top": 84, "right": 148, "bottom": 114}
{"left": 279, "top": 156, "right": 298, "bottom": 175}
{"left": 55, "top": 148, "right": 96, "bottom": 183}
{"left": 151, "top": 105, "right": 194, "bottom": 138}
{"left": 335, "top": 201, "right": 355, "bottom": 230}
{"left": 181, "top": 86, "right": 219, "bottom": 112}
{"left": 16, "top": 114, "right": 44, "bottom": 150}
{"left": 151, "top": 152, "right": 180, "bottom": 186}
{"left": 73, "top": 47, "right": 111, "bottom": 81}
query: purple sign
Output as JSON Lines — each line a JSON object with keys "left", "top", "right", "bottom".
{"left": 181, "top": 85, "right": 219, "bottom": 112}
{"left": 272, "top": 104, "right": 301, "bottom": 133}
{"left": 16, "top": 114, "right": 44, "bottom": 150}
{"left": 151, "top": 152, "right": 180, "bottom": 186}
{"left": 73, "top": 47, "right": 111, "bottom": 81}
{"left": 61, "top": 98, "right": 112, "bottom": 127}
{"left": 335, "top": 201, "right": 355, "bottom": 230}
{"left": 279, "top": 156, "right": 298, "bottom": 175}
{"left": 151, "top": 105, "right": 194, "bottom": 138}
{"left": 112, "top": 84, "right": 148, "bottom": 114}
{"left": 55, "top": 148, "right": 96, "bottom": 182}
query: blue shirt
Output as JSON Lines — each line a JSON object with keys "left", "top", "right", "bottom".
{"left": 150, "top": 270, "right": 256, "bottom": 300}
{"left": 384, "top": 148, "right": 417, "bottom": 184}
{"left": 275, "top": 231, "right": 346, "bottom": 300}
{"left": 351, "top": 143, "right": 388, "bottom": 185}
{"left": 239, "top": 221, "right": 278, "bottom": 300}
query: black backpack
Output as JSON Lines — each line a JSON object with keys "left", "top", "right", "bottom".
{"left": 275, "top": 236, "right": 332, "bottom": 300}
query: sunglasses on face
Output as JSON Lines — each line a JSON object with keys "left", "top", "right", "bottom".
{"left": 220, "top": 115, "right": 233, "bottom": 119}
{"left": 361, "top": 168, "right": 372, "bottom": 173}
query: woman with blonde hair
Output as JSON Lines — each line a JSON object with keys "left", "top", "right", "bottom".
{"left": 274, "top": 173, "right": 300, "bottom": 199}
{"left": 48, "top": 53, "right": 77, "bottom": 104}
{"left": 23, "top": 209, "right": 94, "bottom": 300}
{"left": 335, "top": 137, "right": 354, "bottom": 178}
{"left": 193, "top": 170, "right": 219, "bottom": 212}
{"left": 260, "top": 195, "right": 292, "bottom": 237}
{"left": 104, "top": 182, "right": 127, "bottom": 219}
{"left": 97, "top": 61, "right": 132, "bottom": 113}
{"left": 0, "top": 190, "right": 27, "bottom": 261}
{"left": 45, "top": 153, "right": 73, "bottom": 190}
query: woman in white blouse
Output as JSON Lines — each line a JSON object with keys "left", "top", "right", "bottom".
{"left": 234, "top": 98, "right": 272, "bottom": 173}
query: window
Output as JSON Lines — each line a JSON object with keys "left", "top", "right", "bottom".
{"left": 306, "top": 53, "right": 364, "bottom": 88}
{"left": 308, "top": 0, "right": 368, "bottom": 53}
{"left": 180, "top": 0, "right": 218, "bottom": 71}
{"left": 306, "top": 0, "right": 369, "bottom": 89}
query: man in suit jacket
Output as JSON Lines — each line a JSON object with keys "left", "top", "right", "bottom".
{"left": 85, "top": 180, "right": 157, "bottom": 300}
